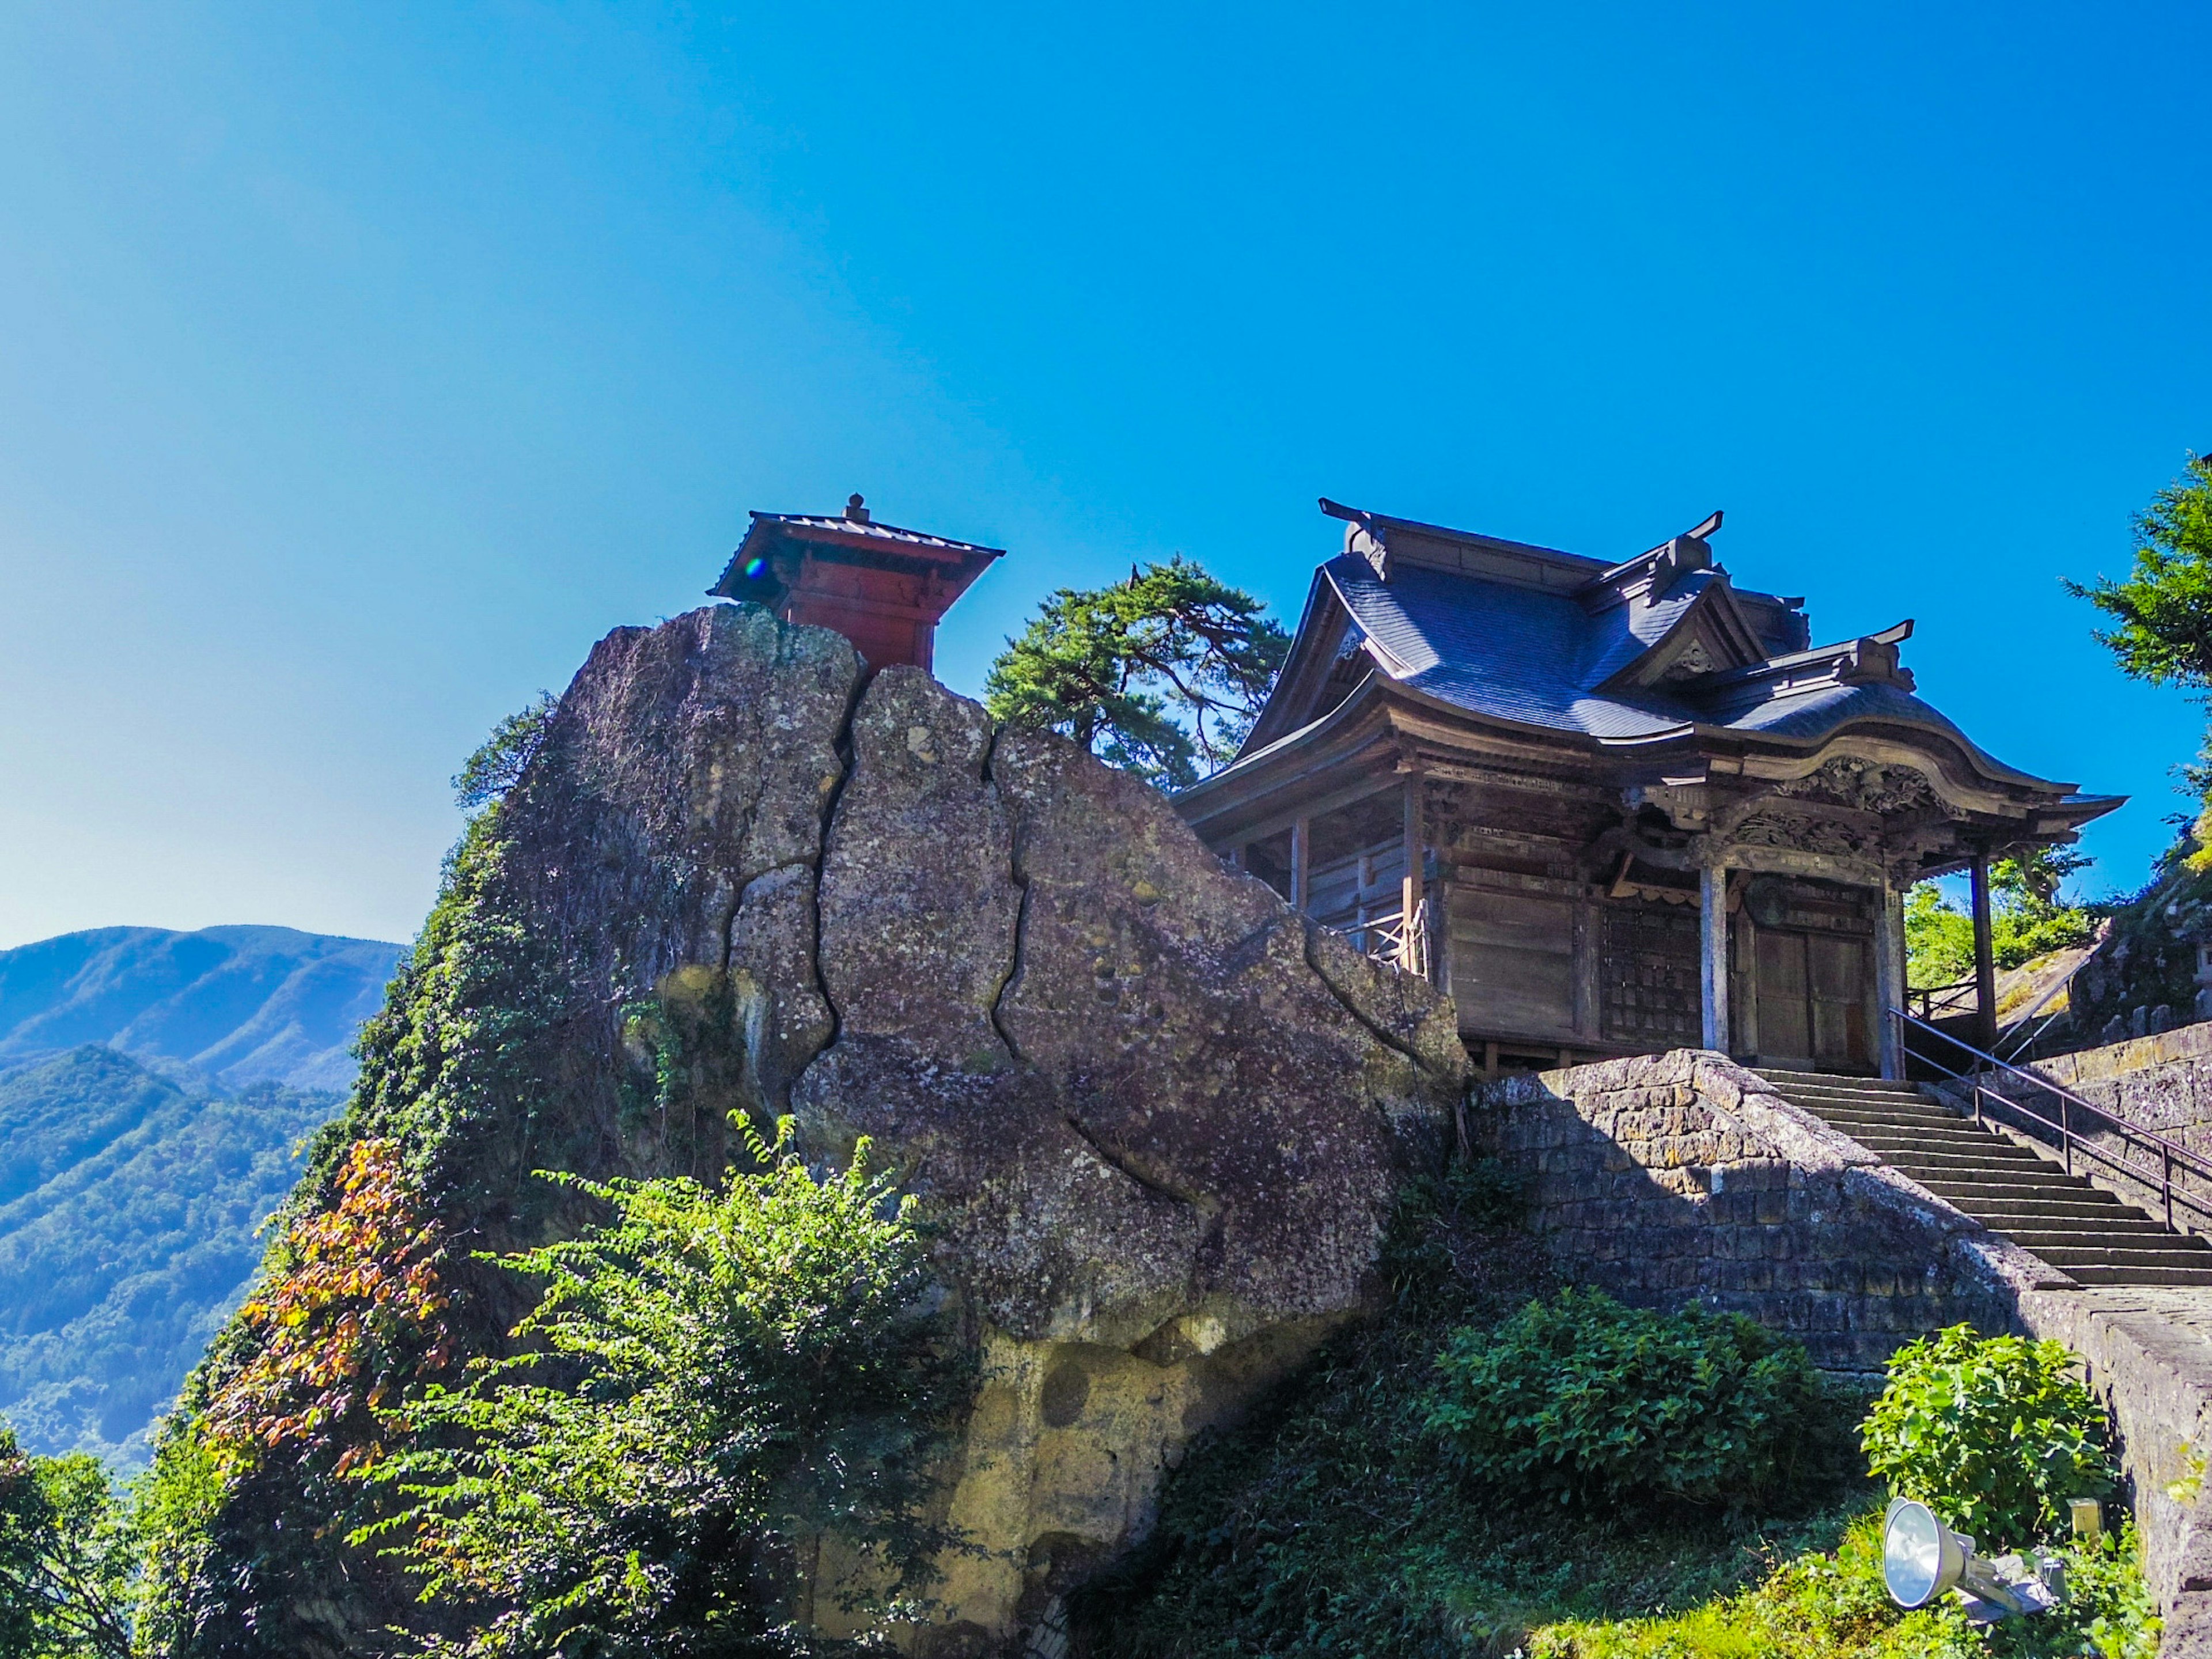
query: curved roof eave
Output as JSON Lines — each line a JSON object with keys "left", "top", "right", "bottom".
{"left": 1237, "top": 567, "right": 1354, "bottom": 756}
{"left": 1590, "top": 705, "right": 2069, "bottom": 796}
{"left": 1176, "top": 669, "right": 1396, "bottom": 807}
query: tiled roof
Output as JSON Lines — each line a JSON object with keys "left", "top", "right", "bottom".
{"left": 1319, "top": 553, "right": 2025, "bottom": 772}
{"left": 750, "top": 511, "right": 1004, "bottom": 558}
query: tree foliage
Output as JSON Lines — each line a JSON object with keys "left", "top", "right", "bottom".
{"left": 2066, "top": 455, "right": 2212, "bottom": 690}
{"left": 1902, "top": 849, "right": 2096, "bottom": 990}
{"left": 452, "top": 693, "right": 557, "bottom": 814}
{"left": 983, "top": 556, "right": 1289, "bottom": 789}
{"left": 0, "top": 1422, "right": 137, "bottom": 1658}
{"left": 358, "top": 1123, "right": 967, "bottom": 1658}
{"left": 198, "top": 1137, "right": 454, "bottom": 1480}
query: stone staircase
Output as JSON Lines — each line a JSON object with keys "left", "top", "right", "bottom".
{"left": 1760, "top": 1071, "right": 2212, "bottom": 1287}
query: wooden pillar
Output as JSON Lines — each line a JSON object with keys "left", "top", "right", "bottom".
{"left": 1970, "top": 851, "right": 1998, "bottom": 1054}
{"left": 1875, "top": 881, "right": 1907, "bottom": 1080}
{"left": 1289, "top": 817, "right": 1310, "bottom": 914}
{"left": 1700, "top": 859, "right": 1730, "bottom": 1054}
{"left": 1402, "top": 775, "right": 1429, "bottom": 981}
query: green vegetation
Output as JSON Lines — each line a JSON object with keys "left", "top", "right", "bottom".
{"left": 1903, "top": 849, "right": 2096, "bottom": 991}
{"left": 0, "top": 1048, "right": 339, "bottom": 1465}
{"left": 984, "top": 555, "right": 1289, "bottom": 789}
{"left": 1071, "top": 1169, "right": 1864, "bottom": 1654}
{"left": 358, "top": 1123, "right": 967, "bottom": 1658}
{"left": 2066, "top": 454, "right": 2212, "bottom": 696}
{"left": 1426, "top": 1289, "right": 1824, "bottom": 1514}
{"left": 2069, "top": 453, "right": 2212, "bottom": 878}
{"left": 1529, "top": 1514, "right": 2157, "bottom": 1658}
{"left": 1862, "top": 1326, "right": 2114, "bottom": 1548}
{"left": 1075, "top": 1179, "right": 2158, "bottom": 1658}
{"left": 0, "top": 1422, "right": 138, "bottom": 1657}
{"left": 450, "top": 691, "right": 556, "bottom": 813}
{"left": 131, "top": 765, "right": 574, "bottom": 1654}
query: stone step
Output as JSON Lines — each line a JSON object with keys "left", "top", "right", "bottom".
{"left": 1782, "top": 1084, "right": 1952, "bottom": 1105}
{"left": 1999, "top": 1230, "right": 2185, "bottom": 1256}
{"left": 1757, "top": 1070, "right": 1921, "bottom": 1093}
{"left": 1844, "top": 1125, "right": 2029, "bottom": 1149}
{"left": 1809, "top": 1108, "right": 1982, "bottom": 1132}
{"left": 2064, "top": 1264, "right": 2212, "bottom": 1287}
{"left": 1880, "top": 1147, "right": 2060, "bottom": 1172}
{"left": 1770, "top": 1087, "right": 1936, "bottom": 1109}
{"left": 2028, "top": 1245, "right": 2212, "bottom": 1271}
{"left": 1971, "top": 1198, "right": 2135, "bottom": 1222}
{"left": 1772, "top": 1069, "right": 2210, "bottom": 1285}
{"left": 1777, "top": 1094, "right": 1948, "bottom": 1116}
{"left": 1912, "top": 1178, "right": 2109, "bottom": 1204}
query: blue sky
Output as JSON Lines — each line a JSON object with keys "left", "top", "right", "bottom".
{"left": 0, "top": 2, "right": 2203, "bottom": 949}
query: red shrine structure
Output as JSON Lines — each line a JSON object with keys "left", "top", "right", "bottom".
{"left": 709, "top": 494, "right": 1004, "bottom": 673}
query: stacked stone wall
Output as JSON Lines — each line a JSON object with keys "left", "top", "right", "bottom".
{"left": 1479, "top": 1049, "right": 2044, "bottom": 1373}
{"left": 1978, "top": 1023, "right": 2212, "bottom": 1230}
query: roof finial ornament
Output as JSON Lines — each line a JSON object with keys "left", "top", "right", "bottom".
{"left": 1685, "top": 509, "right": 1723, "bottom": 542}
{"left": 845, "top": 493, "right": 870, "bottom": 524}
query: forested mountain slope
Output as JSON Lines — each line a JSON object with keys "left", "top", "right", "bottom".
{"left": 0, "top": 925, "right": 403, "bottom": 1092}
{"left": 0, "top": 1046, "right": 341, "bottom": 1464}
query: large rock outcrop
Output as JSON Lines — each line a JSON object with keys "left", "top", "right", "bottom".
{"left": 794, "top": 668, "right": 1461, "bottom": 1646}
{"left": 201, "top": 605, "right": 1464, "bottom": 1655}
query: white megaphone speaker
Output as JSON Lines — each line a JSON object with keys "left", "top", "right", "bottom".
{"left": 1881, "top": 1498, "right": 2057, "bottom": 1620}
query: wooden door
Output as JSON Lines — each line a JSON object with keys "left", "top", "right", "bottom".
{"left": 1809, "top": 933, "right": 1870, "bottom": 1070}
{"left": 1755, "top": 930, "right": 1872, "bottom": 1071}
{"left": 1756, "top": 931, "right": 1812, "bottom": 1063}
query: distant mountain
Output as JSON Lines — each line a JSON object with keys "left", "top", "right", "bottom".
{"left": 0, "top": 1045, "right": 343, "bottom": 1464}
{"left": 0, "top": 925, "right": 405, "bottom": 1093}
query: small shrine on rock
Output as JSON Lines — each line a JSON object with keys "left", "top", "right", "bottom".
{"left": 710, "top": 493, "right": 1002, "bottom": 673}
{"left": 1173, "top": 501, "right": 2120, "bottom": 1078}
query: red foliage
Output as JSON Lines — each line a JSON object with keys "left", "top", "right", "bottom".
{"left": 203, "top": 1138, "right": 453, "bottom": 1476}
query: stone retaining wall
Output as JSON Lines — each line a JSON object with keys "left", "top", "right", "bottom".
{"left": 1982, "top": 1022, "right": 2212, "bottom": 1232}
{"left": 1478, "top": 1048, "right": 2212, "bottom": 1650}
{"left": 1477, "top": 1050, "right": 2051, "bottom": 1374}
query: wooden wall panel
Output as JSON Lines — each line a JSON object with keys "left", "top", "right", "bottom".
{"left": 1450, "top": 888, "right": 1576, "bottom": 1039}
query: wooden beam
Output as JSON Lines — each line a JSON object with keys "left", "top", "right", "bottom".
{"left": 1875, "top": 882, "right": 1907, "bottom": 1079}
{"left": 1971, "top": 851, "right": 1998, "bottom": 1052}
{"left": 1700, "top": 861, "right": 1730, "bottom": 1053}
{"left": 1403, "top": 776, "right": 1429, "bottom": 981}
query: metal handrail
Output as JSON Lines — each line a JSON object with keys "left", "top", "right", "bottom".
{"left": 1994, "top": 1003, "right": 2071, "bottom": 1066}
{"left": 1890, "top": 1007, "right": 2212, "bottom": 1235}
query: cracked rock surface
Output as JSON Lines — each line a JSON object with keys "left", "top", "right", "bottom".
{"left": 454, "top": 611, "right": 1463, "bottom": 1650}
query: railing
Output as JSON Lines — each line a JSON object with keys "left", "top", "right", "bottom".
{"left": 1889, "top": 1007, "right": 2212, "bottom": 1236}
{"left": 1351, "top": 898, "right": 1430, "bottom": 980}
{"left": 1908, "top": 976, "right": 1980, "bottom": 1022}
{"left": 1994, "top": 1003, "right": 2071, "bottom": 1066}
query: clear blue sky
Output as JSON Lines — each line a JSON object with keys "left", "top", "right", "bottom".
{"left": 1, "top": 3, "right": 2203, "bottom": 949}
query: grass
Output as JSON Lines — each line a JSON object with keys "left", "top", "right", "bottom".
{"left": 1528, "top": 1513, "right": 2157, "bottom": 1658}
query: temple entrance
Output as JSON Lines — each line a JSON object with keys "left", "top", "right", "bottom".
{"left": 1751, "top": 928, "right": 1873, "bottom": 1073}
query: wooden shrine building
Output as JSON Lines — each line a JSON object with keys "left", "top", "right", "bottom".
{"left": 1174, "top": 501, "right": 2122, "bottom": 1078}
{"left": 711, "top": 494, "right": 1003, "bottom": 673}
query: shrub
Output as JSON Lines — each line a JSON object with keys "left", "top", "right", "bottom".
{"left": 359, "top": 1120, "right": 969, "bottom": 1658}
{"left": 1861, "top": 1324, "right": 2113, "bottom": 1548}
{"left": 1425, "top": 1288, "right": 1824, "bottom": 1512}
